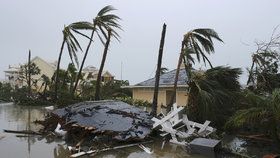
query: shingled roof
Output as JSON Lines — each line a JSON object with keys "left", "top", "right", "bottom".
{"left": 131, "top": 68, "right": 188, "bottom": 88}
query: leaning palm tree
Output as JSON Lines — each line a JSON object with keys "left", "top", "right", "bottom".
{"left": 72, "top": 5, "right": 121, "bottom": 95}
{"left": 54, "top": 24, "right": 83, "bottom": 100}
{"left": 94, "top": 29, "right": 112, "bottom": 100}
{"left": 167, "top": 28, "right": 223, "bottom": 112}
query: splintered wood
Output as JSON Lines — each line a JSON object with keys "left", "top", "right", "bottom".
{"left": 152, "top": 103, "right": 216, "bottom": 146}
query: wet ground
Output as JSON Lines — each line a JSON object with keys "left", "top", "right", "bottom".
{"left": 0, "top": 103, "right": 279, "bottom": 158}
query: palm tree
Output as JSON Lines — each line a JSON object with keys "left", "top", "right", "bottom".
{"left": 54, "top": 24, "right": 83, "bottom": 100}
{"left": 167, "top": 28, "right": 223, "bottom": 112}
{"left": 72, "top": 5, "right": 121, "bottom": 95}
{"left": 151, "top": 23, "right": 167, "bottom": 116}
{"left": 225, "top": 89, "right": 280, "bottom": 140}
{"left": 94, "top": 30, "right": 112, "bottom": 100}
{"left": 187, "top": 66, "right": 242, "bottom": 127}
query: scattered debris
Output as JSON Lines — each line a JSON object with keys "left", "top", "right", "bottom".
{"left": 54, "top": 123, "right": 67, "bottom": 137}
{"left": 237, "top": 134, "right": 273, "bottom": 142}
{"left": 152, "top": 103, "right": 216, "bottom": 146}
{"left": 4, "top": 129, "right": 42, "bottom": 135}
{"left": 44, "top": 105, "right": 54, "bottom": 111}
{"left": 189, "top": 138, "right": 221, "bottom": 157}
{"left": 69, "top": 140, "right": 153, "bottom": 158}
{"left": 36, "top": 100, "right": 154, "bottom": 153}
{"left": 138, "top": 144, "right": 153, "bottom": 154}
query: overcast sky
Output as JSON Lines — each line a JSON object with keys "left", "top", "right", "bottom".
{"left": 0, "top": 0, "right": 279, "bottom": 84}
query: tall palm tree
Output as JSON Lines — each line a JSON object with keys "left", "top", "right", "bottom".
{"left": 167, "top": 28, "right": 223, "bottom": 112}
{"left": 94, "top": 29, "right": 112, "bottom": 100}
{"left": 54, "top": 25, "right": 83, "bottom": 100}
{"left": 54, "top": 21, "right": 94, "bottom": 98}
{"left": 72, "top": 5, "right": 121, "bottom": 95}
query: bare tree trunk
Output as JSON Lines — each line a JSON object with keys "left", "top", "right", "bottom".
{"left": 151, "top": 23, "right": 167, "bottom": 116}
{"left": 54, "top": 39, "right": 66, "bottom": 101}
{"left": 166, "top": 41, "right": 185, "bottom": 112}
{"left": 95, "top": 30, "right": 112, "bottom": 100}
{"left": 247, "top": 61, "right": 255, "bottom": 85}
{"left": 72, "top": 25, "right": 96, "bottom": 95}
{"left": 28, "top": 50, "right": 31, "bottom": 95}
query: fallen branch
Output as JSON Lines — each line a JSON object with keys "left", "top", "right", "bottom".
{"left": 70, "top": 140, "right": 153, "bottom": 158}
{"left": 237, "top": 134, "right": 273, "bottom": 142}
{"left": 4, "top": 129, "right": 42, "bottom": 135}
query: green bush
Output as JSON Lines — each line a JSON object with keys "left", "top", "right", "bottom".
{"left": 116, "top": 97, "right": 152, "bottom": 107}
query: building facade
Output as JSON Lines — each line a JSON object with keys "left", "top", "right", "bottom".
{"left": 125, "top": 68, "right": 188, "bottom": 110}
{"left": 4, "top": 56, "right": 57, "bottom": 89}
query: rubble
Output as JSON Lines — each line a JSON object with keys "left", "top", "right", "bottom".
{"left": 38, "top": 100, "right": 154, "bottom": 144}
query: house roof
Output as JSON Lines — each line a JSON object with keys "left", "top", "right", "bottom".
{"left": 31, "top": 56, "right": 57, "bottom": 70}
{"left": 82, "top": 65, "right": 98, "bottom": 72}
{"left": 82, "top": 66, "right": 115, "bottom": 78}
{"left": 4, "top": 56, "right": 56, "bottom": 74}
{"left": 126, "top": 68, "right": 188, "bottom": 88}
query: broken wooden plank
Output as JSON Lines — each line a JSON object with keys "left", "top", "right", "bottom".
{"left": 4, "top": 129, "right": 42, "bottom": 135}
{"left": 138, "top": 144, "right": 153, "bottom": 154}
{"left": 152, "top": 106, "right": 184, "bottom": 129}
{"left": 182, "top": 115, "right": 215, "bottom": 135}
{"left": 197, "top": 120, "right": 211, "bottom": 135}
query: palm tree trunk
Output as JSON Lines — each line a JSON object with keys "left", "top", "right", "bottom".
{"left": 72, "top": 25, "right": 96, "bottom": 95}
{"left": 95, "top": 30, "right": 112, "bottom": 100}
{"left": 166, "top": 41, "right": 185, "bottom": 112}
{"left": 54, "top": 39, "right": 66, "bottom": 101}
{"left": 151, "top": 23, "right": 167, "bottom": 116}
{"left": 28, "top": 50, "right": 31, "bottom": 95}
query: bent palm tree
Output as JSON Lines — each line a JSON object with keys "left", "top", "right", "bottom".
{"left": 94, "top": 30, "right": 112, "bottom": 100}
{"left": 72, "top": 5, "right": 121, "bottom": 95}
{"left": 54, "top": 24, "right": 83, "bottom": 100}
{"left": 167, "top": 28, "right": 223, "bottom": 112}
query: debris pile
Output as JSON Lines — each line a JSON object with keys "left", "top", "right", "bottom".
{"left": 152, "top": 104, "right": 219, "bottom": 157}
{"left": 37, "top": 100, "right": 154, "bottom": 145}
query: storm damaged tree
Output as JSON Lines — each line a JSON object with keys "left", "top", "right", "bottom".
{"left": 72, "top": 5, "right": 121, "bottom": 95}
{"left": 167, "top": 28, "right": 223, "bottom": 112}
{"left": 95, "top": 29, "right": 112, "bottom": 100}
{"left": 151, "top": 23, "right": 167, "bottom": 116}
{"left": 54, "top": 24, "right": 85, "bottom": 100}
{"left": 247, "top": 26, "right": 280, "bottom": 93}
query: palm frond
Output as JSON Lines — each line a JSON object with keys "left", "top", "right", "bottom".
{"left": 183, "top": 28, "right": 223, "bottom": 68}
{"left": 97, "top": 5, "right": 116, "bottom": 16}
{"left": 193, "top": 28, "right": 223, "bottom": 43}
